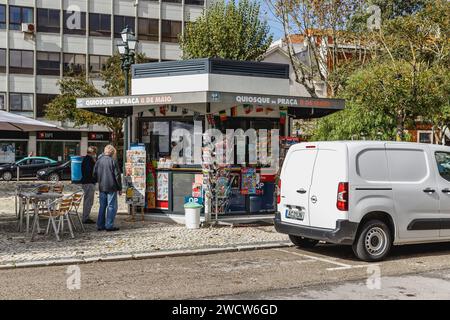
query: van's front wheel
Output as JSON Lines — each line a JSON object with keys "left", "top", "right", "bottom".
{"left": 289, "top": 235, "right": 319, "bottom": 248}
{"left": 353, "top": 220, "right": 392, "bottom": 262}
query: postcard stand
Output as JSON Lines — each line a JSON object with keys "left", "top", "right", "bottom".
{"left": 125, "top": 147, "right": 147, "bottom": 222}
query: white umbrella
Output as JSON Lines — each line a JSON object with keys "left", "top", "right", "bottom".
{"left": 0, "top": 110, "right": 61, "bottom": 132}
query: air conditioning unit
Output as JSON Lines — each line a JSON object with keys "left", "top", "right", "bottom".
{"left": 21, "top": 23, "right": 35, "bottom": 33}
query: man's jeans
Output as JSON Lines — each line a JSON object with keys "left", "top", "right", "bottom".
{"left": 81, "top": 184, "right": 95, "bottom": 222}
{"left": 97, "top": 192, "right": 118, "bottom": 230}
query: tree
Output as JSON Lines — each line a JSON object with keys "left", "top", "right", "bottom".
{"left": 265, "top": 0, "right": 369, "bottom": 97}
{"left": 45, "top": 53, "right": 147, "bottom": 149}
{"left": 311, "top": 0, "right": 449, "bottom": 141}
{"left": 180, "top": 0, "right": 273, "bottom": 61}
{"left": 312, "top": 60, "right": 448, "bottom": 142}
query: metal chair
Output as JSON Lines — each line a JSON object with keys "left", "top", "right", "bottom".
{"left": 31, "top": 197, "right": 74, "bottom": 241}
{"left": 68, "top": 192, "right": 85, "bottom": 232}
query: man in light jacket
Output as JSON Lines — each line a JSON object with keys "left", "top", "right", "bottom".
{"left": 93, "top": 145, "right": 122, "bottom": 232}
{"left": 80, "top": 146, "right": 97, "bottom": 224}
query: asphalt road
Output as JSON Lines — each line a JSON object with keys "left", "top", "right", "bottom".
{"left": 2, "top": 243, "right": 450, "bottom": 300}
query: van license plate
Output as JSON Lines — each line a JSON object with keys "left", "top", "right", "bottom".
{"left": 285, "top": 208, "right": 304, "bottom": 221}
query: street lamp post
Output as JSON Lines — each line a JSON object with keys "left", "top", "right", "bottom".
{"left": 117, "top": 26, "right": 138, "bottom": 169}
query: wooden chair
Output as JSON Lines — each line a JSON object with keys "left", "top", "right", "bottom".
{"left": 52, "top": 184, "right": 64, "bottom": 194}
{"left": 68, "top": 192, "right": 85, "bottom": 232}
{"left": 31, "top": 197, "right": 74, "bottom": 241}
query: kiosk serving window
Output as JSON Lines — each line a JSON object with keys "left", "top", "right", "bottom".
{"left": 140, "top": 119, "right": 198, "bottom": 163}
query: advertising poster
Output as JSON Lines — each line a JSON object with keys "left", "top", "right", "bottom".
{"left": 241, "top": 168, "right": 257, "bottom": 195}
{"left": 157, "top": 172, "right": 169, "bottom": 201}
{"left": 146, "top": 162, "right": 156, "bottom": 209}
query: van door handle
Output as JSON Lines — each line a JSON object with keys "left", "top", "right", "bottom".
{"left": 423, "top": 188, "right": 436, "bottom": 194}
{"left": 442, "top": 188, "right": 450, "bottom": 194}
{"left": 296, "top": 189, "right": 307, "bottom": 194}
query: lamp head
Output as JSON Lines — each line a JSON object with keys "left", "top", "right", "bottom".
{"left": 117, "top": 42, "right": 126, "bottom": 55}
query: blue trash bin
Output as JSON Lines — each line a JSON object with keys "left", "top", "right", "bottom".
{"left": 70, "top": 156, "right": 83, "bottom": 184}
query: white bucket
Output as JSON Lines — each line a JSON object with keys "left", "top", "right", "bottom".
{"left": 185, "top": 207, "right": 201, "bottom": 229}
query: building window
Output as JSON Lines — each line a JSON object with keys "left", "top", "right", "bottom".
{"left": 0, "top": 92, "right": 5, "bottom": 110}
{"left": 89, "top": 55, "right": 109, "bottom": 76}
{"left": 162, "top": 0, "right": 182, "bottom": 3}
{"left": 114, "top": 15, "right": 135, "bottom": 38}
{"left": 63, "top": 10, "right": 86, "bottom": 35}
{"left": 185, "top": 0, "right": 205, "bottom": 5}
{"left": 418, "top": 131, "right": 433, "bottom": 144}
{"left": 37, "top": 8, "right": 60, "bottom": 33}
{"left": 36, "top": 94, "right": 57, "bottom": 118}
{"left": 0, "top": 5, "right": 6, "bottom": 29}
{"left": 10, "top": 93, "right": 33, "bottom": 113}
{"left": 89, "top": 13, "right": 111, "bottom": 37}
{"left": 63, "top": 53, "right": 86, "bottom": 76}
{"left": 9, "top": 6, "right": 33, "bottom": 31}
{"left": 9, "top": 50, "right": 34, "bottom": 74}
{"left": 37, "top": 52, "right": 61, "bottom": 76}
{"left": 0, "top": 49, "right": 6, "bottom": 73}
{"left": 138, "top": 18, "right": 159, "bottom": 42}
{"left": 162, "top": 20, "right": 182, "bottom": 43}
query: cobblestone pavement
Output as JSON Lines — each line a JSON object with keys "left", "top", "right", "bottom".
{"left": 0, "top": 181, "right": 288, "bottom": 265}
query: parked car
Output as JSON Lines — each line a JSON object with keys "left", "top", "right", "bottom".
{"left": 0, "top": 157, "right": 58, "bottom": 181}
{"left": 275, "top": 141, "right": 450, "bottom": 262}
{"left": 37, "top": 161, "right": 72, "bottom": 182}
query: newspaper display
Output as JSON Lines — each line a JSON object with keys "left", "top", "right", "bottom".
{"left": 125, "top": 147, "right": 147, "bottom": 206}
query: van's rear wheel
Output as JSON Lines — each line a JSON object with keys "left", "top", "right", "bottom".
{"left": 289, "top": 235, "right": 319, "bottom": 248}
{"left": 353, "top": 220, "right": 392, "bottom": 262}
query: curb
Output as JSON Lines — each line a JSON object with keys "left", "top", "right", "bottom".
{"left": 0, "top": 241, "right": 293, "bottom": 270}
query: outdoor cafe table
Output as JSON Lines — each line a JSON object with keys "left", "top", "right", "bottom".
{"left": 17, "top": 192, "right": 64, "bottom": 234}
{"left": 15, "top": 184, "right": 45, "bottom": 217}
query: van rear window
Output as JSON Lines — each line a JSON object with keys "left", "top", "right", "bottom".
{"left": 387, "top": 149, "right": 428, "bottom": 182}
{"left": 356, "top": 149, "right": 389, "bottom": 182}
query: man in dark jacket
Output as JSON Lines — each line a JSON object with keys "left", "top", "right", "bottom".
{"left": 93, "top": 145, "right": 122, "bottom": 232}
{"left": 81, "top": 146, "right": 97, "bottom": 224}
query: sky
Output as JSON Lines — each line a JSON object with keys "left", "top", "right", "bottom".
{"left": 259, "top": 1, "right": 284, "bottom": 40}
{"left": 224, "top": 0, "right": 285, "bottom": 40}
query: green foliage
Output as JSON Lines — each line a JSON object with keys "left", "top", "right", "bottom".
{"left": 313, "top": 60, "right": 449, "bottom": 141}
{"left": 45, "top": 52, "right": 147, "bottom": 147}
{"left": 180, "top": 0, "right": 272, "bottom": 61}
{"left": 102, "top": 53, "right": 147, "bottom": 96}
{"left": 312, "top": 0, "right": 449, "bottom": 142}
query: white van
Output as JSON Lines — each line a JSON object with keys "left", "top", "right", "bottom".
{"left": 275, "top": 141, "right": 450, "bottom": 261}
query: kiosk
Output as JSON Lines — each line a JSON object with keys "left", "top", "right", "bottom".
{"left": 77, "top": 58, "right": 345, "bottom": 223}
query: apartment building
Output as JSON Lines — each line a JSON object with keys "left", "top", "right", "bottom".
{"left": 0, "top": 0, "right": 207, "bottom": 162}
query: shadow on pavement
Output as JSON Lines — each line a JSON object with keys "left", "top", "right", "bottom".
{"left": 288, "top": 242, "right": 450, "bottom": 263}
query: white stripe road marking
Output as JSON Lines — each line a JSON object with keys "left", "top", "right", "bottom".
{"left": 273, "top": 248, "right": 373, "bottom": 271}
{"left": 295, "top": 259, "right": 317, "bottom": 265}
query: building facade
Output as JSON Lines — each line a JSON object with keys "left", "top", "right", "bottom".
{"left": 0, "top": 0, "right": 207, "bottom": 163}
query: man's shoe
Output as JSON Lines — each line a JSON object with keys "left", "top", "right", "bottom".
{"left": 106, "top": 227, "right": 120, "bottom": 232}
{"left": 83, "top": 219, "right": 96, "bottom": 224}
{"left": 97, "top": 227, "right": 105, "bottom": 231}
